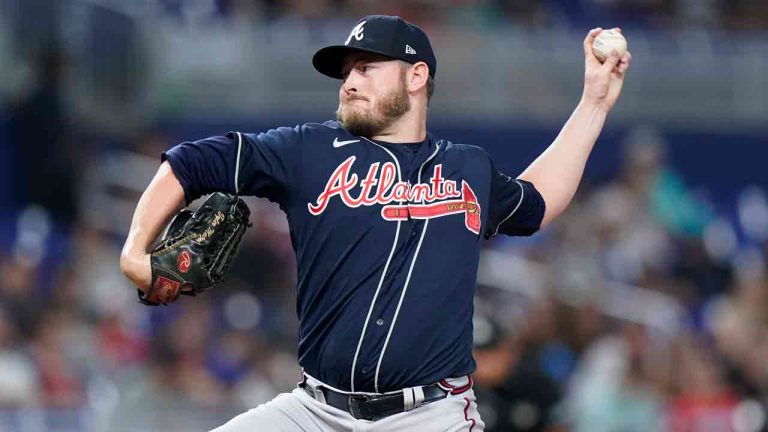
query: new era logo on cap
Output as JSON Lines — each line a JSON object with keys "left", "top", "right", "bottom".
{"left": 312, "top": 15, "right": 437, "bottom": 79}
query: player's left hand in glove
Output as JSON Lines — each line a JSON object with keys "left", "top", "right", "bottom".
{"left": 139, "top": 192, "right": 252, "bottom": 306}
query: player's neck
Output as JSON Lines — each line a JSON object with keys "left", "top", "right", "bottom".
{"left": 370, "top": 107, "right": 427, "bottom": 143}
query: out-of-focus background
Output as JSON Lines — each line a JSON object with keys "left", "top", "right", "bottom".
{"left": 0, "top": 0, "right": 767, "bottom": 431}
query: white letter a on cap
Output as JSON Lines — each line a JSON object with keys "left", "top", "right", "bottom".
{"left": 345, "top": 21, "right": 366, "bottom": 45}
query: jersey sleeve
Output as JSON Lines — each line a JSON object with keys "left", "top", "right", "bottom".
{"left": 484, "top": 158, "right": 546, "bottom": 238}
{"left": 162, "top": 127, "right": 302, "bottom": 205}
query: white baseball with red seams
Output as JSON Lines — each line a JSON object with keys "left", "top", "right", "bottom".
{"left": 592, "top": 29, "right": 627, "bottom": 62}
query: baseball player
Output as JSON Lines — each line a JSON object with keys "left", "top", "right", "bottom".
{"left": 120, "top": 15, "right": 631, "bottom": 431}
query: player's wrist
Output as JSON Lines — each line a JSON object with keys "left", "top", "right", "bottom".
{"left": 119, "top": 251, "right": 152, "bottom": 292}
{"left": 577, "top": 96, "right": 612, "bottom": 116}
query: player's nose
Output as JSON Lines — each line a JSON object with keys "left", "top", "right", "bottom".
{"left": 342, "top": 83, "right": 357, "bottom": 95}
{"left": 341, "top": 80, "right": 357, "bottom": 96}
{"left": 342, "top": 71, "right": 362, "bottom": 94}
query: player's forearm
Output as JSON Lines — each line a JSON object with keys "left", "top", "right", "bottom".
{"left": 518, "top": 100, "right": 608, "bottom": 227}
{"left": 120, "top": 161, "right": 186, "bottom": 289}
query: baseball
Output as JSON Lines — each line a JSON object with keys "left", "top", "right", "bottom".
{"left": 592, "top": 29, "right": 627, "bottom": 62}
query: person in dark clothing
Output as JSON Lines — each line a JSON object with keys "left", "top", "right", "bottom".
{"left": 7, "top": 48, "right": 77, "bottom": 228}
{"left": 473, "top": 316, "right": 563, "bottom": 432}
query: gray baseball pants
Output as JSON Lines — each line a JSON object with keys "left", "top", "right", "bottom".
{"left": 211, "top": 376, "right": 484, "bottom": 432}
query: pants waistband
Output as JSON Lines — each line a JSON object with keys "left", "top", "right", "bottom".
{"left": 299, "top": 374, "right": 473, "bottom": 422}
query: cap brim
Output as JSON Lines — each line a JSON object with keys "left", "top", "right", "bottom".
{"left": 312, "top": 45, "right": 397, "bottom": 79}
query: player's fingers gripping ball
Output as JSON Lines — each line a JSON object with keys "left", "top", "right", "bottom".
{"left": 139, "top": 192, "right": 252, "bottom": 306}
{"left": 592, "top": 29, "right": 627, "bottom": 63}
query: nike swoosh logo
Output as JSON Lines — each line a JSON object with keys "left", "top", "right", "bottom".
{"left": 333, "top": 138, "right": 360, "bottom": 148}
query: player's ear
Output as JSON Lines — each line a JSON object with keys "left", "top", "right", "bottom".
{"left": 407, "top": 61, "right": 429, "bottom": 95}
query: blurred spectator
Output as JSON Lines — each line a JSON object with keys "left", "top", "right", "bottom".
{"left": 721, "top": 0, "right": 768, "bottom": 30}
{"left": 0, "top": 305, "right": 39, "bottom": 406}
{"left": 667, "top": 336, "right": 740, "bottom": 431}
{"left": 7, "top": 47, "right": 77, "bottom": 228}
{"left": 30, "top": 308, "right": 88, "bottom": 408}
{"left": 207, "top": 330, "right": 256, "bottom": 387}
{"left": 157, "top": 301, "right": 227, "bottom": 407}
{"left": 709, "top": 254, "right": 768, "bottom": 397}
{"left": 565, "top": 323, "right": 666, "bottom": 432}
{"left": 0, "top": 256, "right": 43, "bottom": 338}
{"left": 473, "top": 315, "right": 562, "bottom": 431}
{"left": 96, "top": 312, "right": 148, "bottom": 372}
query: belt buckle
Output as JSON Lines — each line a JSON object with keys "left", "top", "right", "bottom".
{"left": 348, "top": 394, "right": 373, "bottom": 420}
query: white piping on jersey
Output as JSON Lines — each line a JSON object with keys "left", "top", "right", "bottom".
{"left": 374, "top": 142, "right": 441, "bottom": 392}
{"left": 374, "top": 219, "right": 429, "bottom": 392}
{"left": 234, "top": 132, "right": 243, "bottom": 194}
{"left": 489, "top": 179, "right": 524, "bottom": 237}
{"left": 418, "top": 143, "right": 441, "bottom": 184}
{"left": 349, "top": 137, "right": 404, "bottom": 392}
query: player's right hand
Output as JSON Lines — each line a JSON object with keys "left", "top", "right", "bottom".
{"left": 581, "top": 27, "right": 631, "bottom": 112}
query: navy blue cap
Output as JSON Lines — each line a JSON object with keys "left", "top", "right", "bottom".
{"left": 313, "top": 15, "right": 437, "bottom": 79}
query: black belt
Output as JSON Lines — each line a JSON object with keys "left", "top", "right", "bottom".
{"left": 300, "top": 379, "right": 451, "bottom": 421}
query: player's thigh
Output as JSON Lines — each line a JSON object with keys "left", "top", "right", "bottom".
{"left": 372, "top": 390, "right": 485, "bottom": 432}
{"left": 210, "top": 391, "right": 326, "bottom": 432}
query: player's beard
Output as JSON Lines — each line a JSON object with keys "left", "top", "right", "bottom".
{"left": 336, "top": 76, "right": 410, "bottom": 138}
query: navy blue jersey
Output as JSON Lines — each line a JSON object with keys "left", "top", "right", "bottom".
{"left": 163, "top": 120, "right": 545, "bottom": 393}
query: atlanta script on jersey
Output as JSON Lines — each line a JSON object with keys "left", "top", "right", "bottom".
{"left": 308, "top": 157, "right": 482, "bottom": 234}
{"left": 163, "top": 120, "right": 545, "bottom": 393}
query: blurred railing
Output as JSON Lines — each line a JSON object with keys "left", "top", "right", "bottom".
{"left": 478, "top": 249, "right": 685, "bottom": 336}
{"left": 0, "top": 0, "right": 766, "bottom": 132}
{"left": 137, "top": 16, "right": 768, "bottom": 127}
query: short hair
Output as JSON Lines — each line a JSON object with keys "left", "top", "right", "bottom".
{"left": 400, "top": 61, "right": 434, "bottom": 105}
{"left": 426, "top": 75, "right": 434, "bottom": 103}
